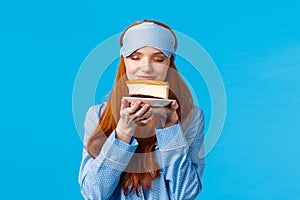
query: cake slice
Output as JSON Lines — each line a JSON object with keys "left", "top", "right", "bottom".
{"left": 126, "top": 80, "right": 169, "bottom": 99}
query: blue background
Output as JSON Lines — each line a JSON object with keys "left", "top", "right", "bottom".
{"left": 1, "top": 0, "right": 299, "bottom": 199}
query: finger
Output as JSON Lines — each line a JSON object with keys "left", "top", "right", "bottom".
{"left": 150, "top": 107, "right": 167, "bottom": 116}
{"left": 133, "top": 104, "right": 150, "bottom": 119}
{"left": 121, "top": 99, "right": 129, "bottom": 110}
{"left": 129, "top": 100, "right": 136, "bottom": 107}
{"left": 139, "top": 109, "right": 152, "bottom": 120}
{"left": 128, "top": 101, "right": 143, "bottom": 114}
{"left": 170, "top": 100, "right": 179, "bottom": 111}
{"left": 139, "top": 114, "right": 154, "bottom": 125}
{"left": 130, "top": 100, "right": 142, "bottom": 106}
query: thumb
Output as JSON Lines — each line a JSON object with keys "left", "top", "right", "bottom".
{"left": 170, "top": 100, "right": 179, "bottom": 111}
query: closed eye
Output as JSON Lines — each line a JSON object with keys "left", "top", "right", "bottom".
{"left": 153, "top": 57, "right": 165, "bottom": 62}
{"left": 130, "top": 55, "right": 140, "bottom": 60}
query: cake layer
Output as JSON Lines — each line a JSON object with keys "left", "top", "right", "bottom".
{"left": 126, "top": 80, "right": 169, "bottom": 99}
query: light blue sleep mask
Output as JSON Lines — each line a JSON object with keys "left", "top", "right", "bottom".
{"left": 120, "top": 22, "right": 176, "bottom": 58}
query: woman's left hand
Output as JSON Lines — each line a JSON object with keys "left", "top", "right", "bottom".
{"left": 150, "top": 100, "right": 179, "bottom": 128}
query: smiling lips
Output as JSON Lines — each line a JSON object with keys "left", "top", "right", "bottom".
{"left": 136, "top": 76, "right": 156, "bottom": 80}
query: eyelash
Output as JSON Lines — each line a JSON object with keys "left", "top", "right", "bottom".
{"left": 130, "top": 56, "right": 139, "bottom": 60}
{"left": 130, "top": 56, "right": 164, "bottom": 62}
{"left": 154, "top": 58, "right": 164, "bottom": 62}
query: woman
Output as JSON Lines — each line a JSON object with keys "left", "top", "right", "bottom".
{"left": 78, "top": 20, "right": 205, "bottom": 200}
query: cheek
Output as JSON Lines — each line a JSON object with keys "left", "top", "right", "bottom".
{"left": 162, "top": 69, "right": 169, "bottom": 78}
{"left": 126, "top": 67, "right": 139, "bottom": 78}
{"left": 158, "top": 60, "right": 170, "bottom": 78}
{"left": 125, "top": 60, "right": 137, "bottom": 73}
{"left": 156, "top": 67, "right": 169, "bottom": 80}
{"left": 124, "top": 60, "right": 139, "bottom": 80}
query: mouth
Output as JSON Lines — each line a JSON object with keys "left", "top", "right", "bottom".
{"left": 136, "top": 76, "right": 156, "bottom": 80}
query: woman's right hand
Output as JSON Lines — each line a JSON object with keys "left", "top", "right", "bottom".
{"left": 116, "top": 99, "right": 151, "bottom": 143}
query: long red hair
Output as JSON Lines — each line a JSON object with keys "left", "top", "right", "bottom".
{"left": 87, "top": 20, "right": 194, "bottom": 196}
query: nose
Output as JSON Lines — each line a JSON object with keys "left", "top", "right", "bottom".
{"left": 140, "top": 57, "right": 153, "bottom": 72}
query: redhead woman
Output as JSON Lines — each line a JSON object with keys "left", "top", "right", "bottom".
{"left": 78, "top": 20, "right": 205, "bottom": 200}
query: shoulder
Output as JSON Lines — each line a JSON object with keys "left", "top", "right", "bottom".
{"left": 182, "top": 105, "right": 204, "bottom": 143}
{"left": 192, "top": 105, "right": 204, "bottom": 122}
{"left": 83, "top": 102, "right": 107, "bottom": 146}
{"left": 86, "top": 102, "right": 107, "bottom": 119}
{"left": 192, "top": 105, "right": 204, "bottom": 131}
{"left": 183, "top": 105, "right": 204, "bottom": 128}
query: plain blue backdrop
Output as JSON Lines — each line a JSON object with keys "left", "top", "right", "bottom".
{"left": 1, "top": 0, "right": 299, "bottom": 199}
